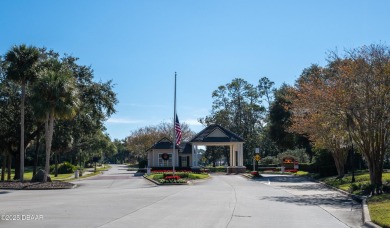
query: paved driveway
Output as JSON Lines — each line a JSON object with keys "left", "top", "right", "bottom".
{"left": 0, "top": 165, "right": 362, "bottom": 228}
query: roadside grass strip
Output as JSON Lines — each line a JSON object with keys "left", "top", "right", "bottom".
{"left": 321, "top": 172, "right": 390, "bottom": 195}
{"left": 1, "top": 165, "right": 112, "bottom": 182}
{"left": 319, "top": 171, "right": 390, "bottom": 227}
{"left": 368, "top": 194, "right": 390, "bottom": 228}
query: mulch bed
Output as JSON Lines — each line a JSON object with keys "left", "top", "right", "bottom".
{"left": 0, "top": 181, "right": 76, "bottom": 190}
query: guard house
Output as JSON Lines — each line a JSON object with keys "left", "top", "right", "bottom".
{"left": 147, "top": 138, "right": 192, "bottom": 168}
{"left": 189, "top": 124, "right": 246, "bottom": 173}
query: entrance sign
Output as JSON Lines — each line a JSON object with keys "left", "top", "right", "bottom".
{"left": 281, "top": 155, "right": 299, "bottom": 170}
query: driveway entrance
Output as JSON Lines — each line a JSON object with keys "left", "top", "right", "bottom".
{"left": 0, "top": 165, "right": 362, "bottom": 228}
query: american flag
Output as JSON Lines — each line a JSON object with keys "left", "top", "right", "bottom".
{"left": 175, "top": 114, "right": 182, "bottom": 145}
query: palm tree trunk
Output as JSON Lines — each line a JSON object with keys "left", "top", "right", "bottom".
{"left": 33, "top": 134, "right": 40, "bottom": 176}
{"left": 1, "top": 152, "right": 5, "bottom": 181}
{"left": 20, "top": 82, "right": 26, "bottom": 182}
{"left": 7, "top": 154, "right": 12, "bottom": 180}
{"left": 14, "top": 152, "right": 20, "bottom": 180}
{"left": 54, "top": 152, "right": 58, "bottom": 177}
{"left": 44, "top": 113, "right": 50, "bottom": 183}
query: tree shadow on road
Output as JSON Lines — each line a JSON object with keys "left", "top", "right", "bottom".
{"left": 259, "top": 194, "right": 358, "bottom": 209}
{"left": 255, "top": 175, "right": 311, "bottom": 183}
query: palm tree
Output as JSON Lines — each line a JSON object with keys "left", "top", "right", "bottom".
{"left": 32, "top": 60, "right": 79, "bottom": 182}
{"left": 5, "top": 44, "right": 40, "bottom": 181}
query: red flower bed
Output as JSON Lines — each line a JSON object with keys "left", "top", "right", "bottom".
{"left": 152, "top": 170, "right": 191, "bottom": 174}
{"left": 164, "top": 175, "right": 181, "bottom": 180}
{"left": 285, "top": 169, "right": 298, "bottom": 173}
{"left": 250, "top": 171, "right": 259, "bottom": 176}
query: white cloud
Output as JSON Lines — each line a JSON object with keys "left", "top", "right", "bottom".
{"left": 183, "top": 118, "right": 202, "bottom": 126}
{"left": 106, "top": 118, "right": 142, "bottom": 124}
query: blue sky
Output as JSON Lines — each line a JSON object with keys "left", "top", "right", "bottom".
{"left": 1, "top": 1, "right": 389, "bottom": 140}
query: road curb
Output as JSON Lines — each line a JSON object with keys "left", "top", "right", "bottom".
{"left": 142, "top": 175, "right": 161, "bottom": 185}
{"left": 310, "top": 178, "right": 382, "bottom": 228}
{"left": 362, "top": 198, "right": 382, "bottom": 228}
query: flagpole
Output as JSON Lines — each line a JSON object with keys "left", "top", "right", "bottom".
{"left": 173, "top": 72, "right": 177, "bottom": 175}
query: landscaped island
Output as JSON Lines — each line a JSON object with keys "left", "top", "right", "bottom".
{"left": 145, "top": 170, "right": 209, "bottom": 184}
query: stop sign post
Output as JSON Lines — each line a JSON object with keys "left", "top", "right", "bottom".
{"left": 253, "top": 148, "right": 260, "bottom": 171}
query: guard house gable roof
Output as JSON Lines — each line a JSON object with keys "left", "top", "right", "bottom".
{"left": 189, "top": 124, "right": 245, "bottom": 143}
{"left": 147, "top": 137, "right": 188, "bottom": 152}
{"left": 180, "top": 142, "right": 192, "bottom": 154}
{"left": 148, "top": 137, "right": 175, "bottom": 151}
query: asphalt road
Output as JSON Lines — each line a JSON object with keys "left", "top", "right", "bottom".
{"left": 0, "top": 165, "right": 363, "bottom": 228}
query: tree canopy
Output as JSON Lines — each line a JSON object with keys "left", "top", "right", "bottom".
{"left": 288, "top": 44, "right": 390, "bottom": 193}
{"left": 200, "top": 77, "right": 272, "bottom": 162}
{"left": 0, "top": 45, "right": 117, "bottom": 181}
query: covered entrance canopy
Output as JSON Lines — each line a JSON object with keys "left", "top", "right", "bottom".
{"left": 189, "top": 124, "right": 246, "bottom": 173}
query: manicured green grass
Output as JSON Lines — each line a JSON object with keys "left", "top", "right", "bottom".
{"left": 94, "top": 165, "right": 112, "bottom": 172}
{"left": 66, "top": 165, "right": 112, "bottom": 181}
{"left": 2, "top": 165, "right": 111, "bottom": 182}
{"left": 148, "top": 174, "right": 164, "bottom": 180}
{"left": 320, "top": 171, "right": 390, "bottom": 227}
{"left": 188, "top": 173, "right": 209, "bottom": 179}
{"left": 368, "top": 194, "right": 390, "bottom": 228}
{"left": 259, "top": 170, "right": 294, "bottom": 175}
{"left": 204, "top": 166, "right": 227, "bottom": 172}
{"left": 321, "top": 171, "right": 390, "bottom": 194}
{"left": 295, "top": 171, "right": 309, "bottom": 176}
{"left": 23, "top": 171, "right": 73, "bottom": 181}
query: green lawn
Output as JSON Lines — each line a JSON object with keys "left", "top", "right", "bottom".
{"left": 188, "top": 173, "right": 209, "bottom": 179}
{"left": 24, "top": 171, "right": 74, "bottom": 181}
{"left": 2, "top": 165, "right": 111, "bottom": 182}
{"left": 368, "top": 194, "right": 390, "bottom": 228}
{"left": 321, "top": 171, "right": 390, "bottom": 194}
{"left": 319, "top": 171, "right": 390, "bottom": 228}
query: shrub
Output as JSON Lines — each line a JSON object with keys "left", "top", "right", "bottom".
{"left": 348, "top": 182, "right": 374, "bottom": 194}
{"left": 299, "top": 163, "right": 318, "bottom": 173}
{"left": 278, "top": 149, "right": 310, "bottom": 163}
{"left": 159, "top": 176, "right": 187, "bottom": 184}
{"left": 318, "top": 165, "right": 338, "bottom": 177}
{"left": 259, "top": 156, "right": 279, "bottom": 165}
{"left": 151, "top": 174, "right": 164, "bottom": 180}
{"left": 205, "top": 167, "right": 227, "bottom": 172}
{"left": 186, "top": 173, "right": 208, "bottom": 179}
{"left": 138, "top": 160, "right": 148, "bottom": 168}
{"left": 50, "top": 162, "right": 77, "bottom": 174}
{"left": 158, "top": 179, "right": 187, "bottom": 184}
